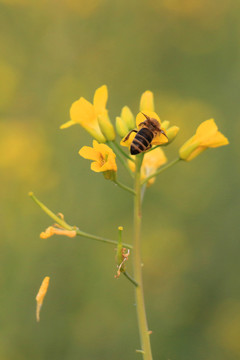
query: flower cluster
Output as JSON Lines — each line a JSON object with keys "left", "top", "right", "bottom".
{"left": 60, "top": 85, "right": 228, "bottom": 187}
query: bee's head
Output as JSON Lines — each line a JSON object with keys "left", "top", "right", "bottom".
{"left": 141, "top": 112, "right": 168, "bottom": 139}
{"left": 141, "top": 113, "right": 161, "bottom": 134}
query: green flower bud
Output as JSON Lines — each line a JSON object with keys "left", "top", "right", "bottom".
{"left": 161, "top": 120, "right": 170, "bottom": 130}
{"left": 115, "top": 116, "right": 129, "bottom": 137}
{"left": 98, "top": 115, "right": 115, "bottom": 141}
{"left": 121, "top": 106, "right": 135, "bottom": 130}
{"left": 166, "top": 126, "right": 180, "bottom": 143}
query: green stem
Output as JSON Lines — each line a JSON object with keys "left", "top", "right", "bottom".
{"left": 123, "top": 271, "right": 139, "bottom": 287}
{"left": 107, "top": 141, "right": 134, "bottom": 177}
{"left": 113, "top": 179, "right": 136, "bottom": 195}
{"left": 29, "top": 192, "right": 133, "bottom": 249}
{"left": 76, "top": 229, "right": 132, "bottom": 248}
{"left": 133, "top": 155, "right": 153, "bottom": 359}
{"left": 141, "top": 158, "right": 181, "bottom": 185}
{"left": 29, "top": 192, "right": 72, "bottom": 230}
{"left": 112, "top": 140, "right": 134, "bottom": 161}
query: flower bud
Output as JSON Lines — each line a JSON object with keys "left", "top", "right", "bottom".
{"left": 161, "top": 120, "right": 170, "bottom": 129}
{"left": 121, "top": 106, "right": 135, "bottom": 130}
{"left": 116, "top": 116, "right": 129, "bottom": 137}
{"left": 179, "top": 137, "right": 202, "bottom": 161}
{"left": 165, "top": 126, "right": 180, "bottom": 143}
{"left": 98, "top": 115, "right": 115, "bottom": 141}
{"left": 140, "top": 91, "right": 155, "bottom": 112}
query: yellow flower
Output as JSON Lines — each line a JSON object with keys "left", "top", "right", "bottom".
{"left": 79, "top": 140, "right": 117, "bottom": 175}
{"left": 60, "top": 85, "right": 108, "bottom": 143}
{"left": 128, "top": 147, "right": 167, "bottom": 186}
{"left": 36, "top": 276, "right": 50, "bottom": 322}
{"left": 179, "top": 119, "right": 229, "bottom": 161}
{"left": 120, "top": 111, "right": 168, "bottom": 148}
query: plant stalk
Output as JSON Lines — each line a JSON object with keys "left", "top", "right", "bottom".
{"left": 113, "top": 179, "right": 136, "bottom": 195}
{"left": 133, "top": 155, "right": 153, "bottom": 359}
{"left": 29, "top": 192, "right": 133, "bottom": 249}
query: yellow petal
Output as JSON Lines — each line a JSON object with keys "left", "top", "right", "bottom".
{"left": 101, "top": 160, "right": 117, "bottom": 172}
{"left": 93, "top": 85, "right": 108, "bottom": 114}
{"left": 93, "top": 140, "right": 115, "bottom": 158}
{"left": 40, "top": 226, "right": 55, "bottom": 239}
{"left": 70, "top": 97, "right": 95, "bottom": 126}
{"left": 91, "top": 161, "right": 102, "bottom": 172}
{"left": 79, "top": 145, "right": 101, "bottom": 161}
{"left": 140, "top": 148, "right": 167, "bottom": 186}
{"left": 205, "top": 131, "right": 229, "bottom": 147}
{"left": 140, "top": 90, "right": 155, "bottom": 112}
{"left": 60, "top": 120, "right": 75, "bottom": 129}
{"left": 120, "top": 132, "right": 136, "bottom": 147}
{"left": 40, "top": 226, "right": 76, "bottom": 239}
{"left": 152, "top": 131, "right": 168, "bottom": 145}
{"left": 36, "top": 276, "right": 50, "bottom": 322}
{"left": 143, "top": 148, "right": 167, "bottom": 169}
{"left": 196, "top": 119, "right": 218, "bottom": 140}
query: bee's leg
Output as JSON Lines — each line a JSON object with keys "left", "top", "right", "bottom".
{"left": 160, "top": 129, "right": 168, "bottom": 139}
{"left": 123, "top": 129, "right": 137, "bottom": 142}
{"left": 145, "top": 143, "right": 152, "bottom": 151}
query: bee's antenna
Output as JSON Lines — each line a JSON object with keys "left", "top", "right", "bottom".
{"left": 141, "top": 112, "right": 150, "bottom": 120}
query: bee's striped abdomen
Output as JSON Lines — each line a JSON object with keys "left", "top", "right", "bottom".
{"left": 130, "top": 128, "right": 153, "bottom": 155}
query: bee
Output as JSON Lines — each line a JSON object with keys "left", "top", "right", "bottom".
{"left": 123, "top": 113, "right": 168, "bottom": 155}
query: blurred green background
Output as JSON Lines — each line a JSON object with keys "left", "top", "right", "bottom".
{"left": 0, "top": 0, "right": 239, "bottom": 359}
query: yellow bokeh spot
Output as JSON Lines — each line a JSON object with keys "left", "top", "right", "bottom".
{"left": 0, "top": 120, "right": 57, "bottom": 189}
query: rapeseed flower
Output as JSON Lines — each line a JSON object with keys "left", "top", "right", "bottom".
{"left": 79, "top": 140, "right": 117, "bottom": 178}
{"left": 179, "top": 119, "right": 229, "bottom": 161}
{"left": 61, "top": 85, "right": 109, "bottom": 143}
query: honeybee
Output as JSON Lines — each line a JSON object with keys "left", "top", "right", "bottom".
{"left": 123, "top": 113, "right": 168, "bottom": 155}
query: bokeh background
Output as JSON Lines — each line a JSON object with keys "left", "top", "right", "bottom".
{"left": 1, "top": 1, "right": 239, "bottom": 359}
